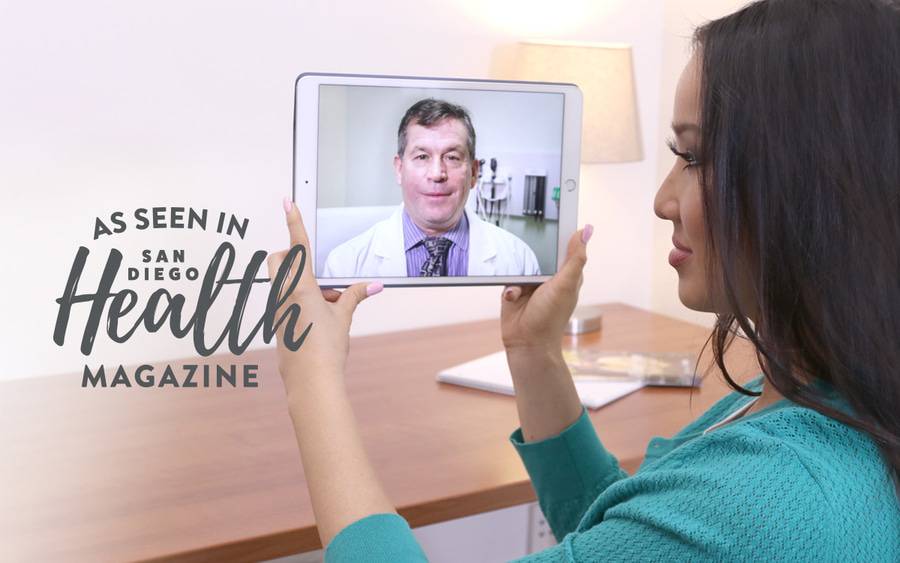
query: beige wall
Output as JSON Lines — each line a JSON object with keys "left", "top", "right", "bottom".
{"left": 0, "top": 0, "right": 663, "bottom": 380}
{"left": 0, "top": 0, "right": 756, "bottom": 380}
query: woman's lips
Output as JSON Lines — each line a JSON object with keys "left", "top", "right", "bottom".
{"left": 668, "top": 247, "right": 692, "bottom": 267}
{"left": 669, "top": 238, "right": 692, "bottom": 267}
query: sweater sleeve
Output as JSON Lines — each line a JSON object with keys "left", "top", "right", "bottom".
{"left": 324, "top": 409, "right": 625, "bottom": 562}
{"left": 509, "top": 408, "right": 629, "bottom": 541}
{"left": 509, "top": 422, "right": 837, "bottom": 562}
{"left": 324, "top": 513, "right": 427, "bottom": 563}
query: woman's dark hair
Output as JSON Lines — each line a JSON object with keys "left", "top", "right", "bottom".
{"left": 694, "top": 0, "right": 900, "bottom": 484}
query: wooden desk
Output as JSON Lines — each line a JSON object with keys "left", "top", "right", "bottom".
{"left": 0, "top": 304, "right": 759, "bottom": 562}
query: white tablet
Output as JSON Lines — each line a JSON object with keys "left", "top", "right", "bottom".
{"left": 293, "top": 72, "right": 582, "bottom": 287}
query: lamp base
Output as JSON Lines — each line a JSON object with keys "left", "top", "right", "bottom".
{"left": 565, "top": 305, "right": 604, "bottom": 335}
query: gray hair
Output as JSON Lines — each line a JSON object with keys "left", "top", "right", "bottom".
{"left": 396, "top": 98, "right": 476, "bottom": 160}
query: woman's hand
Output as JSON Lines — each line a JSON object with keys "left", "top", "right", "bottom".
{"left": 500, "top": 225, "right": 592, "bottom": 441}
{"left": 266, "top": 197, "right": 382, "bottom": 394}
{"left": 501, "top": 225, "right": 593, "bottom": 354}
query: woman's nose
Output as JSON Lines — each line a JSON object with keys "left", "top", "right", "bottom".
{"left": 654, "top": 169, "right": 679, "bottom": 221}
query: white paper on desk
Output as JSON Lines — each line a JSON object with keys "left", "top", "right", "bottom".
{"left": 436, "top": 351, "right": 645, "bottom": 410}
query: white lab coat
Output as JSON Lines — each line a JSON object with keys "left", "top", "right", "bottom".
{"left": 321, "top": 207, "right": 541, "bottom": 277}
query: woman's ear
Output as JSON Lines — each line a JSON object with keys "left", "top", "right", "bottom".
{"left": 393, "top": 154, "right": 403, "bottom": 185}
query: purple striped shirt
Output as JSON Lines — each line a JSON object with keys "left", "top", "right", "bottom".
{"left": 402, "top": 210, "right": 469, "bottom": 276}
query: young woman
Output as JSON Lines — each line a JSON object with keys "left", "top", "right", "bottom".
{"left": 267, "top": 0, "right": 900, "bottom": 559}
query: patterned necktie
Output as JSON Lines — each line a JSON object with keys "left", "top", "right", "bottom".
{"left": 420, "top": 237, "right": 453, "bottom": 276}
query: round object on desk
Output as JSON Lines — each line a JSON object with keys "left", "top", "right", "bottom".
{"left": 566, "top": 305, "right": 603, "bottom": 335}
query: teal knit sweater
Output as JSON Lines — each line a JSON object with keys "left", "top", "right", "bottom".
{"left": 325, "top": 376, "right": 900, "bottom": 561}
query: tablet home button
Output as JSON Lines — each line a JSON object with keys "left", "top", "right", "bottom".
{"left": 565, "top": 179, "right": 577, "bottom": 192}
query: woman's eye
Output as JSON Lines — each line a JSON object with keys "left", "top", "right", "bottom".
{"left": 666, "top": 138, "right": 699, "bottom": 169}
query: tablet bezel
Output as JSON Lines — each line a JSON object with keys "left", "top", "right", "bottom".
{"left": 293, "top": 72, "right": 582, "bottom": 288}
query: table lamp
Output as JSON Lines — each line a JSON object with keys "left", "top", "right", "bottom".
{"left": 507, "top": 41, "right": 644, "bottom": 333}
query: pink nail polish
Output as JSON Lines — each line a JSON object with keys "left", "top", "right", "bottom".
{"left": 282, "top": 196, "right": 292, "bottom": 213}
{"left": 582, "top": 224, "right": 594, "bottom": 244}
{"left": 366, "top": 282, "right": 384, "bottom": 297}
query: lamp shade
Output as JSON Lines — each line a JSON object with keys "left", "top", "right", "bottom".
{"left": 512, "top": 41, "right": 642, "bottom": 163}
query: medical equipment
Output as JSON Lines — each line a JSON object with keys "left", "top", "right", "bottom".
{"left": 522, "top": 170, "right": 547, "bottom": 221}
{"left": 476, "top": 157, "right": 512, "bottom": 227}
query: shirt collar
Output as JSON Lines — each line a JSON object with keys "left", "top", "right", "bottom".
{"left": 402, "top": 209, "right": 469, "bottom": 252}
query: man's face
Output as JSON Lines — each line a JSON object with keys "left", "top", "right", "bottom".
{"left": 394, "top": 118, "right": 478, "bottom": 236}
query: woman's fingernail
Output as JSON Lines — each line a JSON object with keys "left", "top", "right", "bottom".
{"left": 282, "top": 196, "right": 293, "bottom": 214}
{"left": 582, "top": 224, "right": 594, "bottom": 244}
{"left": 504, "top": 288, "right": 514, "bottom": 301}
{"left": 366, "top": 282, "right": 384, "bottom": 297}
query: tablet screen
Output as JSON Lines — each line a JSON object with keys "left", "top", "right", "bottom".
{"left": 314, "top": 84, "right": 564, "bottom": 279}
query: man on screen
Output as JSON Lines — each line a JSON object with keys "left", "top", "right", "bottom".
{"left": 322, "top": 98, "right": 541, "bottom": 277}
